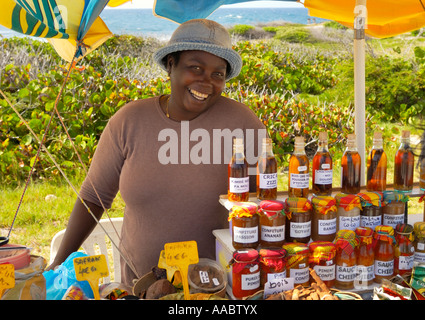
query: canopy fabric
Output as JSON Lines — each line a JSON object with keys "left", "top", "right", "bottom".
{"left": 0, "top": 0, "right": 113, "bottom": 62}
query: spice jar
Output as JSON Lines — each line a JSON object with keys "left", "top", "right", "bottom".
{"left": 258, "top": 200, "right": 286, "bottom": 247}
{"left": 355, "top": 227, "right": 375, "bottom": 288}
{"left": 229, "top": 249, "right": 260, "bottom": 299}
{"left": 311, "top": 196, "right": 337, "bottom": 242}
{"left": 282, "top": 243, "right": 310, "bottom": 287}
{"left": 259, "top": 248, "right": 287, "bottom": 287}
{"left": 334, "top": 230, "right": 358, "bottom": 290}
{"left": 394, "top": 224, "right": 415, "bottom": 277}
{"left": 285, "top": 197, "right": 312, "bottom": 244}
{"left": 335, "top": 193, "right": 361, "bottom": 232}
{"left": 414, "top": 222, "right": 425, "bottom": 265}
{"left": 358, "top": 192, "right": 383, "bottom": 231}
{"left": 228, "top": 202, "right": 259, "bottom": 250}
{"left": 373, "top": 225, "right": 395, "bottom": 283}
{"left": 382, "top": 191, "right": 408, "bottom": 229}
{"left": 309, "top": 241, "right": 336, "bottom": 288}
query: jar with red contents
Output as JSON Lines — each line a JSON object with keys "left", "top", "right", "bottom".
{"left": 309, "top": 241, "right": 336, "bottom": 288}
{"left": 282, "top": 243, "right": 310, "bottom": 287}
{"left": 373, "top": 225, "right": 395, "bottom": 283}
{"left": 394, "top": 223, "right": 415, "bottom": 277}
{"left": 258, "top": 200, "right": 286, "bottom": 247}
{"left": 334, "top": 230, "right": 358, "bottom": 290}
{"left": 229, "top": 249, "right": 260, "bottom": 299}
{"left": 228, "top": 202, "right": 259, "bottom": 250}
{"left": 259, "top": 248, "right": 287, "bottom": 287}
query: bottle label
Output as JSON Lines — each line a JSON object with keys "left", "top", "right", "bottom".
{"left": 229, "top": 177, "right": 249, "bottom": 193}
{"left": 314, "top": 169, "right": 333, "bottom": 185}
{"left": 360, "top": 215, "right": 382, "bottom": 230}
{"left": 398, "top": 255, "right": 414, "bottom": 271}
{"left": 290, "top": 173, "right": 309, "bottom": 189}
{"left": 241, "top": 271, "right": 260, "bottom": 291}
{"left": 289, "top": 267, "right": 309, "bottom": 284}
{"left": 355, "top": 265, "right": 374, "bottom": 288}
{"left": 290, "top": 221, "right": 311, "bottom": 238}
{"left": 266, "top": 270, "right": 287, "bottom": 283}
{"left": 259, "top": 173, "right": 278, "bottom": 189}
{"left": 318, "top": 218, "right": 336, "bottom": 235}
{"left": 383, "top": 214, "right": 405, "bottom": 229}
{"left": 261, "top": 225, "right": 285, "bottom": 242}
{"left": 233, "top": 226, "right": 258, "bottom": 244}
{"left": 414, "top": 251, "right": 425, "bottom": 263}
{"left": 313, "top": 264, "right": 335, "bottom": 281}
{"left": 339, "top": 215, "right": 360, "bottom": 231}
{"left": 375, "top": 259, "right": 394, "bottom": 277}
{"left": 336, "top": 265, "right": 356, "bottom": 282}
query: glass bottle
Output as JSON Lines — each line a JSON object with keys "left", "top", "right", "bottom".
{"left": 288, "top": 136, "right": 309, "bottom": 198}
{"left": 311, "top": 196, "right": 337, "bottom": 242}
{"left": 228, "top": 202, "right": 259, "bottom": 250}
{"left": 228, "top": 138, "right": 249, "bottom": 202}
{"left": 413, "top": 222, "right": 425, "bottom": 265}
{"left": 359, "top": 192, "right": 383, "bottom": 231}
{"left": 285, "top": 197, "right": 312, "bottom": 244}
{"left": 355, "top": 227, "right": 375, "bottom": 288}
{"left": 258, "top": 200, "right": 286, "bottom": 247}
{"left": 394, "top": 224, "right": 415, "bottom": 277}
{"left": 334, "top": 230, "right": 358, "bottom": 290}
{"left": 259, "top": 248, "right": 287, "bottom": 288}
{"left": 394, "top": 130, "right": 414, "bottom": 193}
{"left": 420, "top": 154, "right": 425, "bottom": 191}
{"left": 282, "top": 243, "right": 310, "bottom": 287}
{"left": 373, "top": 225, "right": 395, "bottom": 283}
{"left": 366, "top": 131, "right": 387, "bottom": 192}
{"left": 335, "top": 193, "right": 361, "bottom": 232}
{"left": 256, "top": 138, "right": 278, "bottom": 200}
{"left": 309, "top": 241, "right": 336, "bottom": 288}
{"left": 312, "top": 132, "right": 333, "bottom": 196}
{"left": 341, "top": 134, "right": 361, "bottom": 194}
{"left": 229, "top": 249, "right": 260, "bottom": 299}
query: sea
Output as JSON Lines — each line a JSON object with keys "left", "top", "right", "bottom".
{"left": 0, "top": 6, "right": 326, "bottom": 41}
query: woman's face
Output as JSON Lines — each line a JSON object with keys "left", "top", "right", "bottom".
{"left": 168, "top": 50, "right": 228, "bottom": 120}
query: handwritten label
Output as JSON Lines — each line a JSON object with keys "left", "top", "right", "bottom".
{"left": 0, "top": 264, "right": 15, "bottom": 298}
{"left": 264, "top": 277, "right": 294, "bottom": 298}
{"left": 158, "top": 250, "right": 179, "bottom": 281}
{"left": 74, "top": 255, "right": 109, "bottom": 300}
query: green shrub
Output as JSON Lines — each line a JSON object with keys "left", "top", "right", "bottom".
{"left": 228, "top": 24, "right": 254, "bottom": 36}
{"left": 275, "top": 26, "right": 312, "bottom": 43}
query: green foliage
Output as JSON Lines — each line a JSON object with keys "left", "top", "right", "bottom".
{"left": 228, "top": 24, "right": 255, "bottom": 36}
{"left": 274, "top": 26, "right": 312, "bottom": 43}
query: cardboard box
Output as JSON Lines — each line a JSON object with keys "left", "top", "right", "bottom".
{"left": 213, "top": 229, "right": 236, "bottom": 299}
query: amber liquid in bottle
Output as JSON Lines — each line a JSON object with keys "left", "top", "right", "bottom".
{"left": 257, "top": 138, "right": 278, "bottom": 200}
{"left": 366, "top": 131, "right": 387, "bottom": 191}
{"left": 288, "top": 136, "right": 309, "bottom": 198}
{"left": 420, "top": 156, "right": 425, "bottom": 191}
{"left": 228, "top": 138, "right": 249, "bottom": 202}
{"left": 394, "top": 130, "right": 414, "bottom": 193}
{"left": 341, "top": 134, "right": 361, "bottom": 194}
{"left": 312, "top": 132, "right": 333, "bottom": 196}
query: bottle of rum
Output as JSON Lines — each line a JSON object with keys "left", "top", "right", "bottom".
{"left": 288, "top": 136, "right": 309, "bottom": 198}
{"left": 341, "top": 134, "right": 361, "bottom": 194}
{"left": 257, "top": 138, "right": 278, "bottom": 200}
{"left": 366, "top": 131, "right": 387, "bottom": 191}
{"left": 312, "top": 132, "right": 333, "bottom": 196}
{"left": 394, "top": 130, "right": 414, "bottom": 193}
{"left": 228, "top": 138, "right": 250, "bottom": 202}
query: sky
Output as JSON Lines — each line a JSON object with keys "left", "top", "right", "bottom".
{"left": 110, "top": 0, "right": 304, "bottom": 9}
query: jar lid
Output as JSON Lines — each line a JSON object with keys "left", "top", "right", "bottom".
{"left": 383, "top": 190, "right": 409, "bottom": 204}
{"left": 334, "top": 230, "right": 358, "bottom": 255}
{"left": 357, "top": 192, "right": 383, "bottom": 207}
{"left": 232, "top": 249, "right": 259, "bottom": 262}
{"left": 374, "top": 225, "right": 396, "bottom": 244}
{"left": 282, "top": 242, "right": 309, "bottom": 255}
{"left": 312, "top": 196, "right": 337, "bottom": 214}
{"left": 228, "top": 202, "right": 258, "bottom": 221}
{"left": 395, "top": 223, "right": 413, "bottom": 234}
{"left": 309, "top": 241, "right": 336, "bottom": 263}
{"left": 284, "top": 197, "right": 312, "bottom": 215}
{"left": 259, "top": 248, "right": 287, "bottom": 259}
{"left": 335, "top": 193, "right": 362, "bottom": 211}
{"left": 355, "top": 227, "right": 374, "bottom": 247}
{"left": 258, "top": 200, "right": 285, "bottom": 218}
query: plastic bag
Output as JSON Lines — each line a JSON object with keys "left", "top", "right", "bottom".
{"left": 43, "top": 252, "right": 94, "bottom": 300}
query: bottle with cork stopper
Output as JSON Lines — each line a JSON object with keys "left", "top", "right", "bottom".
{"left": 341, "top": 134, "right": 361, "bottom": 194}
{"left": 257, "top": 138, "right": 278, "bottom": 200}
{"left": 394, "top": 130, "right": 414, "bottom": 193}
{"left": 312, "top": 131, "right": 333, "bottom": 196}
{"left": 366, "top": 131, "right": 387, "bottom": 192}
{"left": 288, "top": 136, "right": 309, "bottom": 198}
{"left": 228, "top": 138, "right": 249, "bottom": 202}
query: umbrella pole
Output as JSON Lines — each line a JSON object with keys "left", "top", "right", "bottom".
{"left": 354, "top": 0, "right": 367, "bottom": 187}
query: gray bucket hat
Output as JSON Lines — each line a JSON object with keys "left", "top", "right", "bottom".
{"left": 153, "top": 19, "right": 242, "bottom": 80}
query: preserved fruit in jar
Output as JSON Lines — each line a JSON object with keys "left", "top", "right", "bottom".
{"left": 228, "top": 138, "right": 249, "bottom": 202}
{"left": 288, "top": 136, "right": 309, "bottom": 198}
{"left": 229, "top": 249, "right": 260, "bottom": 299}
{"left": 355, "top": 227, "right": 375, "bottom": 288}
{"left": 285, "top": 197, "right": 312, "bottom": 243}
{"left": 309, "top": 241, "right": 336, "bottom": 288}
{"left": 358, "top": 192, "right": 383, "bottom": 231}
{"left": 394, "top": 130, "right": 414, "bottom": 193}
{"left": 311, "top": 196, "right": 337, "bottom": 242}
{"left": 228, "top": 202, "right": 259, "bottom": 250}
{"left": 366, "top": 131, "right": 387, "bottom": 192}
{"left": 394, "top": 224, "right": 415, "bottom": 276}
{"left": 414, "top": 222, "right": 425, "bottom": 265}
{"left": 341, "top": 134, "right": 361, "bottom": 194}
{"left": 283, "top": 243, "right": 310, "bottom": 287}
{"left": 312, "top": 132, "right": 333, "bottom": 196}
{"left": 382, "top": 191, "right": 408, "bottom": 229}
{"left": 334, "top": 230, "right": 358, "bottom": 290}
{"left": 259, "top": 248, "right": 287, "bottom": 287}
{"left": 257, "top": 138, "right": 278, "bottom": 200}
{"left": 373, "top": 225, "right": 395, "bottom": 283}
{"left": 258, "top": 200, "right": 286, "bottom": 247}
{"left": 335, "top": 193, "right": 361, "bottom": 232}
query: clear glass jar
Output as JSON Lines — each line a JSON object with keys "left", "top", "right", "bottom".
{"left": 334, "top": 230, "right": 358, "bottom": 290}
{"left": 355, "top": 227, "right": 375, "bottom": 288}
{"left": 258, "top": 200, "right": 286, "bottom": 247}
{"left": 259, "top": 248, "right": 287, "bottom": 288}
{"left": 382, "top": 191, "right": 408, "bottom": 229}
{"left": 285, "top": 197, "right": 312, "bottom": 244}
{"left": 309, "top": 241, "right": 336, "bottom": 288}
{"left": 335, "top": 193, "right": 361, "bottom": 232}
{"left": 311, "top": 196, "right": 337, "bottom": 242}
{"left": 228, "top": 202, "right": 259, "bottom": 250}
{"left": 359, "top": 192, "right": 383, "bottom": 231}
{"left": 373, "top": 225, "right": 395, "bottom": 283}
{"left": 414, "top": 222, "right": 425, "bottom": 265}
{"left": 282, "top": 243, "right": 310, "bottom": 287}
{"left": 230, "top": 249, "right": 260, "bottom": 299}
{"left": 394, "top": 224, "right": 415, "bottom": 276}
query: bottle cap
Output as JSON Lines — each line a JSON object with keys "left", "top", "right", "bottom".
{"left": 318, "top": 132, "right": 327, "bottom": 141}
{"left": 373, "top": 131, "right": 382, "bottom": 140}
{"left": 401, "top": 130, "right": 410, "bottom": 139}
{"left": 295, "top": 136, "right": 304, "bottom": 144}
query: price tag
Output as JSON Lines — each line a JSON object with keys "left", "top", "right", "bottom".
{"left": 0, "top": 263, "right": 15, "bottom": 299}
{"left": 73, "top": 255, "right": 109, "bottom": 300}
{"left": 164, "top": 241, "right": 198, "bottom": 300}
{"left": 158, "top": 250, "right": 179, "bottom": 282}
{"left": 263, "top": 277, "right": 294, "bottom": 299}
